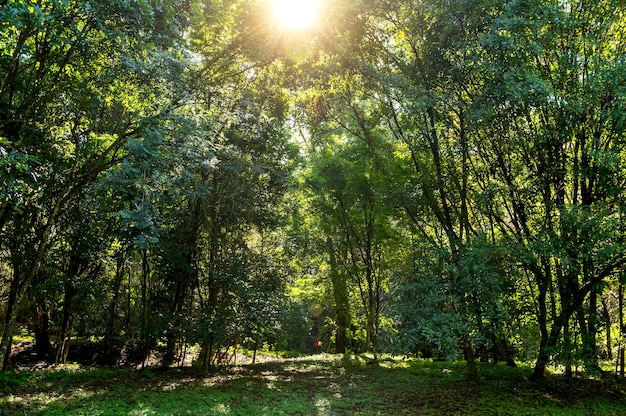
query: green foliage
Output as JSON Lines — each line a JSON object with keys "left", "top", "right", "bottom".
{"left": 2, "top": 0, "right": 626, "bottom": 386}
{"left": 0, "top": 370, "right": 30, "bottom": 392}
{"left": 291, "top": 0, "right": 626, "bottom": 378}
{"left": 395, "top": 236, "right": 513, "bottom": 360}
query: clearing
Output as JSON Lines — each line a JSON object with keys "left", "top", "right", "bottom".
{"left": 1, "top": 355, "right": 625, "bottom": 415}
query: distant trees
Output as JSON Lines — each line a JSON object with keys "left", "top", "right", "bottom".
{"left": 302, "top": 138, "right": 399, "bottom": 357}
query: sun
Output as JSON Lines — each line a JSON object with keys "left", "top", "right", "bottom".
{"left": 269, "top": 0, "right": 322, "bottom": 30}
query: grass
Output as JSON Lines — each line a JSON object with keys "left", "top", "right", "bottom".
{"left": 1, "top": 355, "right": 625, "bottom": 415}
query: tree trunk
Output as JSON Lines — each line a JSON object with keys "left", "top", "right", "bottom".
{"left": 56, "top": 283, "right": 75, "bottom": 364}
{"left": 462, "top": 336, "right": 478, "bottom": 381}
{"left": 578, "top": 299, "right": 600, "bottom": 373}
{"left": 578, "top": 264, "right": 600, "bottom": 373}
{"left": 34, "top": 305, "right": 52, "bottom": 360}
{"left": 125, "top": 265, "right": 132, "bottom": 331}
{"left": 601, "top": 295, "right": 612, "bottom": 361}
{"left": 617, "top": 282, "right": 626, "bottom": 377}
{"left": 1, "top": 265, "right": 23, "bottom": 370}
{"left": 328, "top": 238, "right": 349, "bottom": 354}
{"left": 502, "top": 337, "right": 516, "bottom": 367}
{"left": 533, "top": 272, "right": 550, "bottom": 379}
{"left": 200, "top": 340, "right": 211, "bottom": 376}
{"left": 533, "top": 307, "right": 572, "bottom": 379}
{"left": 140, "top": 249, "right": 149, "bottom": 338}
{"left": 564, "top": 317, "right": 572, "bottom": 378}
{"left": 106, "top": 254, "right": 125, "bottom": 339}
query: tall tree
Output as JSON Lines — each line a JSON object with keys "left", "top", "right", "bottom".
{"left": 0, "top": 0, "right": 189, "bottom": 369}
{"left": 304, "top": 0, "right": 626, "bottom": 379}
{"left": 476, "top": 0, "right": 626, "bottom": 377}
{"left": 304, "top": 136, "right": 399, "bottom": 358}
{"left": 301, "top": 0, "right": 504, "bottom": 379}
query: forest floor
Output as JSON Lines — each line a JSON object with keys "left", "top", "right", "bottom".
{"left": 1, "top": 354, "right": 625, "bottom": 415}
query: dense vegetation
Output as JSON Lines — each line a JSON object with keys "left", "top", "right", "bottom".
{"left": 1, "top": 0, "right": 626, "bottom": 386}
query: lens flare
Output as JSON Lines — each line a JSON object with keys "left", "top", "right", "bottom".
{"left": 270, "top": 0, "right": 321, "bottom": 30}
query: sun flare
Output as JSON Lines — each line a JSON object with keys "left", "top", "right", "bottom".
{"left": 269, "top": 0, "right": 321, "bottom": 30}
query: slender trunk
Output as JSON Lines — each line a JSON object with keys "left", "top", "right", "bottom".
{"left": 533, "top": 310, "right": 569, "bottom": 379}
{"left": 201, "top": 341, "right": 211, "bottom": 376}
{"left": 56, "top": 284, "right": 75, "bottom": 364}
{"left": 1, "top": 268, "right": 21, "bottom": 370}
{"left": 179, "top": 342, "right": 188, "bottom": 368}
{"left": 533, "top": 273, "right": 550, "bottom": 378}
{"left": 106, "top": 253, "right": 125, "bottom": 341}
{"left": 163, "top": 329, "right": 177, "bottom": 367}
{"left": 564, "top": 317, "right": 572, "bottom": 378}
{"left": 533, "top": 336, "right": 554, "bottom": 379}
{"left": 462, "top": 336, "right": 478, "bottom": 381}
{"left": 371, "top": 320, "right": 378, "bottom": 360}
{"left": 601, "top": 296, "right": 612, "bottom": 361}
{"left": 578, "top": 293, "right": 600, "bottom": 373}
{"left": 125, "top": 266, "right": 132, "bottom": 330}
{"left": 579, "top": 260, "right": 600, "bottom": 373}
{"left": 502, "top": 337, "right": 516, "bottom": 367}
{"left": 34, "top": 305, "right": 52, "bottom": 360}
{"left": 617, "top": 282, "right": 626, "bottom": 377}
{"left": 140, "top": 249, "right": 149, "bottom": 336}
{"left": 61, "top": 321, "right": 73, "bottom": 364}
{"left": 328, "top": 238, "right": 349, "bottom": 354}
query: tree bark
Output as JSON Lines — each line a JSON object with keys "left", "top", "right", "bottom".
{"left": 532, "top": 268, "right": 550, "bottom": 379}
{"left": 107, "top": 253, "right": 126, "bottom": 338}
{"left": 533, "top": 309, "right": 570, "bottom": 379}
{"left": 1, "top": 266, "right": 21, "bottom": 370}
{"left": 34, "top": 305, "right": 52, "bottom": 360}
{"left": 617, "top": 282, "right": 626, "bottom": 377}
{"left": 140, "top": 249, "right": 149, "bottom": 338}
{"left": 462, "top": 336, "right": 478, "bottom": 382}
{"left": 601, "top": 295, "right": 612, "bottom": 361}
{"left": 328, "top": 238, "right": 349, "bottom": 354}
{"left": 55, "top": 283, "right": 75, "bottom": 365}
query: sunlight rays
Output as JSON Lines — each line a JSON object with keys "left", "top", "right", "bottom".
{"left": 268, "top": 0, "right": 322, "bottom": 30}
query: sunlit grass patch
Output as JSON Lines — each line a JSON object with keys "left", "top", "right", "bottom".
{"left": 1, "top": 356, "right": 625, "bottom": 415}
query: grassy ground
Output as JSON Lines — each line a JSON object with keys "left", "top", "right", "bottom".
{"left": 1, "top": 355, "right": 625, "bottom": 415}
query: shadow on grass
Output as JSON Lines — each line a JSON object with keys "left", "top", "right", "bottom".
{"left": 1, "top": 356, "right": 625, "bottom": 415}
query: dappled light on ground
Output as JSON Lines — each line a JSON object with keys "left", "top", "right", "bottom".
{"left": 1, "top": 356, "right": 625, "bottom": 415}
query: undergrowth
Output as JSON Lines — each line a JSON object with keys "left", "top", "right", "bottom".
{"left": 0, "top": 356, "right": 624, "bottom": 415}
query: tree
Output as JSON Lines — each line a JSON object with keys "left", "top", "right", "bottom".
{"left": 475, "top": 0, "right": 626, "bottom": 377}
{"left": 303, "top": 136, "right": 400, "bottom": 358}
{"left": 299, "top": 0, "right": 504, "bottom": 379}
{"left": 301, "top": 0, "right": 626, "bottom": 379}
{"left": 0, "top": 0, "right": 189, "bottom": 369}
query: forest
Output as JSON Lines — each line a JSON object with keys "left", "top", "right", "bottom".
{"left": 1, "top": 0, "right": 626, "bottom": 386}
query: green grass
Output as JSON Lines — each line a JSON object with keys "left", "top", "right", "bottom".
{"left": 1, "top": 356, "right": 625, "bottom": 415}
